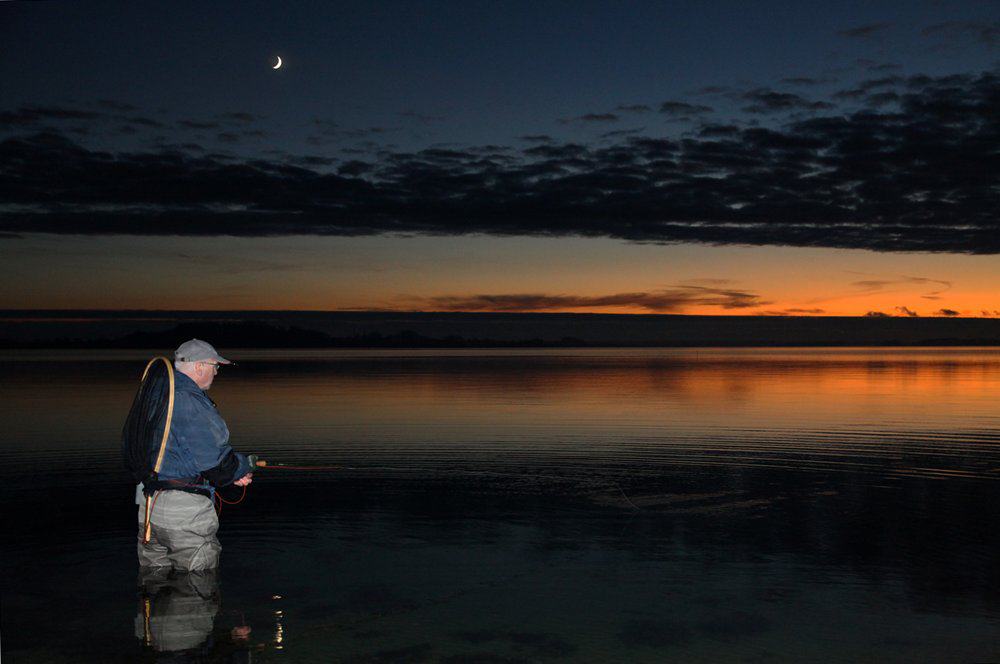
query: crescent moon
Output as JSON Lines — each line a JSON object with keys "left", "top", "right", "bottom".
{"left": 273, "top": 56, "right": 282, "bottom": 70}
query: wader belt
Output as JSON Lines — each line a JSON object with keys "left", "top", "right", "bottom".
{"left": 143, "top": 477, "right": 212, "bottom": 499}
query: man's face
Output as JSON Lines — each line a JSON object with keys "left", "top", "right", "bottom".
{"left": 194, "top": 361, "right": 220, "bottom": 390}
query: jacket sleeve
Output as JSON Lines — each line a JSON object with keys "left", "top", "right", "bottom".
{"left": 189, "top": 394, "right": 251, "bottom": 487}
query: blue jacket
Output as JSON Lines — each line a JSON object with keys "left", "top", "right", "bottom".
{"left": 156, "top": 371, "right": 251, "bottom": 496}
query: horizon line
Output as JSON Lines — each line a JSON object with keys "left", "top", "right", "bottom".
{"left": 0, "top": 309, "right": 993, "bottom": 320}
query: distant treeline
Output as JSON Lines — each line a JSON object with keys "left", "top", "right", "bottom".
{"left": 0, "top": 321, "right": 587, "bottom": 349}
{"left": 1, "top": 320, "right": 997, "bottom": 349}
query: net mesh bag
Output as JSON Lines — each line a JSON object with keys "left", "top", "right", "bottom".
{"left": 122, "top": 357, "right": 174, "bottom": 483}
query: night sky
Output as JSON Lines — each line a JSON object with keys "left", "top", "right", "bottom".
{"left": 2, "top": 0, "right": 997, "bottom": 316}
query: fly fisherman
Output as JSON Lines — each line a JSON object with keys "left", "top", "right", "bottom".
{"left": 134, "top": 339, "right": 255, "bottom": 570}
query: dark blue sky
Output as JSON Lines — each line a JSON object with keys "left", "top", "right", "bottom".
{"left": 4, "top": 0, "right": 994, "bottom": 153}
{"left": 1, "top": 1, "right": 997, "bottom": 315}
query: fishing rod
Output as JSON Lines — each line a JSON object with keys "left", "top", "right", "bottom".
{"left": 253, "top": 460, "right": 353, "bottom": 471}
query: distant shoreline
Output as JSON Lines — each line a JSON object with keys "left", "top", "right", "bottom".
{"left": 1, "top": 311, "right": 998, "bottom": 349}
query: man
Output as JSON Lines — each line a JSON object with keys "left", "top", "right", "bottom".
{"left": 136, "top": 339, "right": 255, "bottom": 571}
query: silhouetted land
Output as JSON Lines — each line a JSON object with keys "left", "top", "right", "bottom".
{"left": 1, "top": 311, "right": 998, "bottom": 348}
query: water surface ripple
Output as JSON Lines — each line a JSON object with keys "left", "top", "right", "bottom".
{"left": 1, "top": 348, "right": 999, "bottom": 662}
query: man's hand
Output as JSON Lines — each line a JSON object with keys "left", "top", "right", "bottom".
{"left": 234, "top": 473, "right": 253, "bottom": 487}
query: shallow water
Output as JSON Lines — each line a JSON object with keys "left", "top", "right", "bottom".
{"left": 2, "top": 348, "right": 999, "bottom": 662}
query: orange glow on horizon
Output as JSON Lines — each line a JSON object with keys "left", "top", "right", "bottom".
{"left": 2, "top": 234, "right": 997, "bottom": 317}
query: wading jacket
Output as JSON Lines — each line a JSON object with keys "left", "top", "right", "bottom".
{"left": 153, "top": 371, "right": 251, "bottom": 498}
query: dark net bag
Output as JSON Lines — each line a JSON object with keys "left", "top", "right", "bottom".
{"left": 122, "top": 357, "right": 175, "bottom": 484}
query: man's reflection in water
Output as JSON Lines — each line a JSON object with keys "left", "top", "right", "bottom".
{"left": 135, "top": 567, "right": 254, "bottom": 662}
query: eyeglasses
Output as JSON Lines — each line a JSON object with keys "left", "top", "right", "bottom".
{"left": 200, "top": 362, "right": 221, "bottom": 371}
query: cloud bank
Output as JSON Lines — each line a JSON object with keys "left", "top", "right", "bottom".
{"left": 408, "top": 286, "right": 768, "bottom": 313}
{"left": 0, "top": 72, "right": 997, "bottom": 254}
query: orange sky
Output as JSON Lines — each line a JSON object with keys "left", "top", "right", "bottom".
{"left": 3, "top": 234, "right": 997, "bottom": 317}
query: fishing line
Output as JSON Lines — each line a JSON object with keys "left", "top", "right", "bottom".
{"left": 253, "top": 460, "right": 644, "bottom": 510}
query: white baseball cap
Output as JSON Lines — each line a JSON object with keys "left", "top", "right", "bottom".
{"left": 174, "top": 338, "right": 233, "bottom": 365}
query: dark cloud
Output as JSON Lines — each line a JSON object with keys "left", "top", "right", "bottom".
{"left": 557, "top": 113, "right": 618, "bottom": 125}
{"left": 865, "top": 311, "right": 891, "bottom": 317}
{"left": 833, "top": 76, "right": 904, "bottom": 100}
{"left": 903, "top": 276, "right": 951, "bottom": 296}
{"left": 221, "top": 112, "right": 256, "bottom": 123}
{"left": 291, "top": 155, "right": 337, "bottom": 167}
{"left": 852, "top": 280, "right": 894, "bottom": 291}
{"left": 399, "top": 110, "right": 445, "bottom": 122}
{"left": 659, "top": 101, "right": 713, "bottom": 115}
{"left": 697, "top": 124, "right": 741, "bottom": 138}
{"left": 599, "top": 128, "right": 644, "bottom": 139}
{"left": 469, "top": 144, "right": 512, "bottom": 154}
{"left": 308, "top": 125, "right": 390, "bottom": 144}
{"left": 342, "top": 127, "right": 388, "bottom": 137}
{"left": 522, "top": 142, "right": 588, "bottom": 159}
{"left": 780, "top": 77, "right": 835, "bottom": 86}
{"left": 338, "top": 160, "right": 373, "bottom": 176}
{"left": 937, "top": 308, "right": 960, "bottom": 317}
{"left": 411, "top": 286, "right": 768, "bottom": 313}
{"left": 785, "top": 308, "right": 826, "bottom": 314}
{"left": 177, "top": 119, "right": 220, "bottom": 130}
{"left": 616, "top": 104, "right": 652, "bottom": 113}
{"left": 97, "top": 100, "right": 138, "bottom": 112}
{"left": 519, "top": 134, "right": 553, "bottom": 143}
{"left": 1, "top": 72, "right": 996, "bottom": 254}
{"left": 850, "top": 276, "right": 951, "bottom": 297}
{"left": 865, "top": 92, "right": 901, "bottom": 106}
{"left": 123, "top": 116, "right": 165, "bottom": 128}
{"left": 0, "top": 105, "right": 101, "bottom": 125}
{"left": 838, "top": 23, "right": 893, "bottom": 39}
{"left": 895, "top": 306, "right": 919, "bottom": 317}
{"left": 867, "top": 62, "right": 903, "bottom": 72}
{"left": 922, "top": 21, "right": 999, "bottom": 47}
{"left": 153, "top": 141, "right": 207, "bottom": 153}
{"left": 740, "top": 89, "right": 835, "bottom": 114}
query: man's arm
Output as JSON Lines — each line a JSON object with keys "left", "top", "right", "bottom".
{"left": 189, "top": 394, "right": 253, "bottom": 487}
{"left": 202, "top": 448, "right": 251, "bottom": 487}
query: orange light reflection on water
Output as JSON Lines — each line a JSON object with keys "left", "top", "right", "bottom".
{"left": 211, "top": 350, "right": 1000, "bottom": 442}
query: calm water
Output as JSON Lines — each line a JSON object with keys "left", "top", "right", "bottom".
{"left": 2, "top": 348, "right": 999, "bottom": 662}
